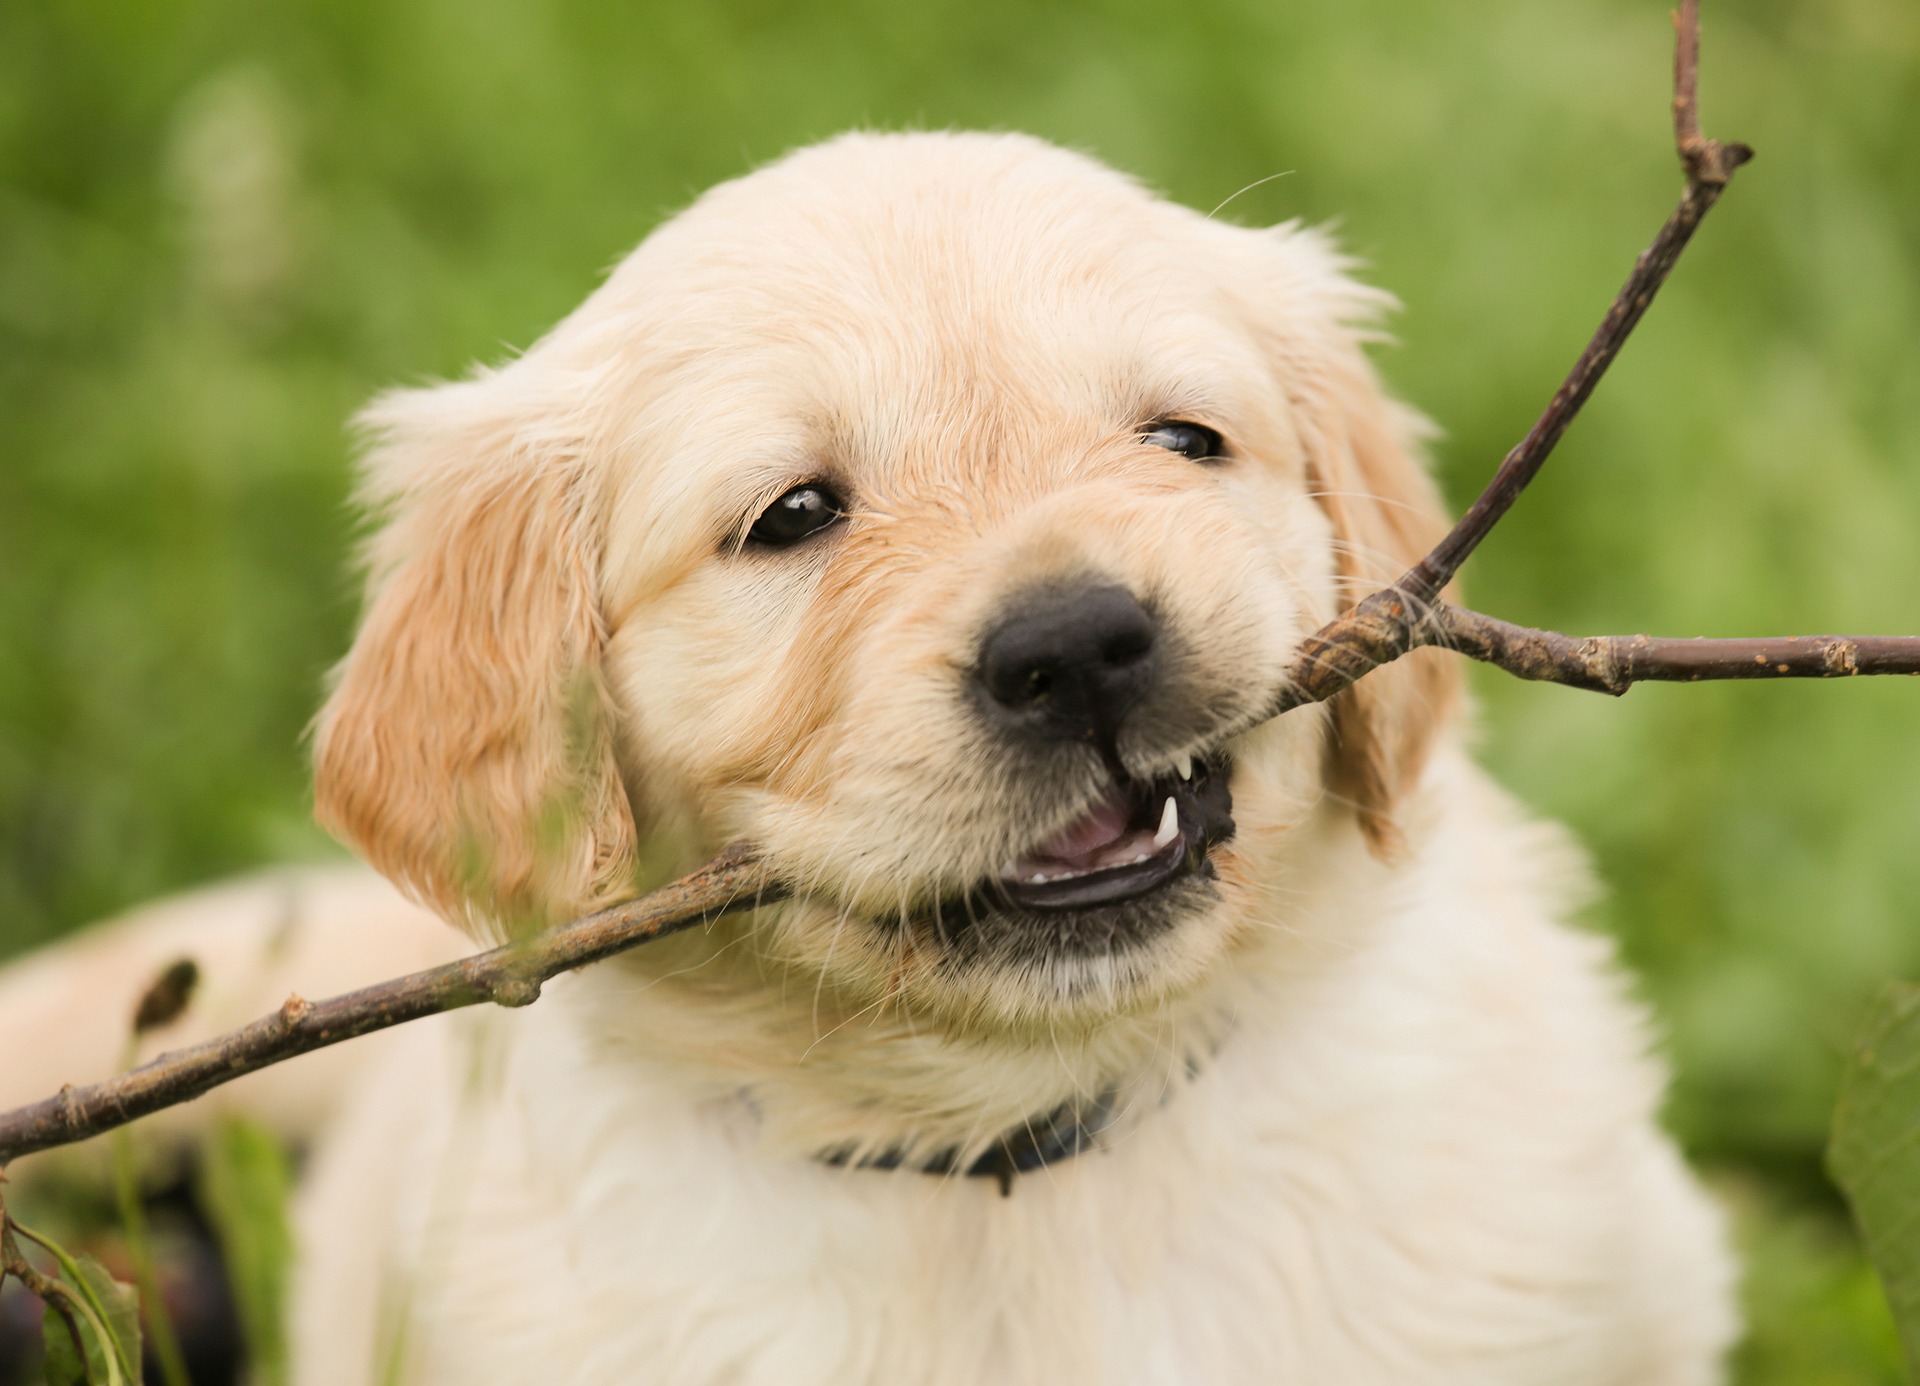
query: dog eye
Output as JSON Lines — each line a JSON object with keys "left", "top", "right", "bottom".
{"left": 747, "top": 484, "right": 847, "bottom": 547}
{"left": 1140, "top": 420, "right": 1225, "bottom": 464}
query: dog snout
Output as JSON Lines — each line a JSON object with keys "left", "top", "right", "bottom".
{"left": 976, "top": 583, "right": 1158, "bottom": 747}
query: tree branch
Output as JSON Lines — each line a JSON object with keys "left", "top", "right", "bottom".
{"left": 1426, "top": 609, "right": 1920, "bottom": 695}
{"left": 0, "top": 0, "right": 1914, "bottom": 1168}
{"left": 1266, "top": 0, "right": 1769, "bottom": 720}
{"left": 1403, "top": 0, "right": 1750, "bottom": 606}
{"left": 0, "top": 849, "right": 781, "bottom": 1163}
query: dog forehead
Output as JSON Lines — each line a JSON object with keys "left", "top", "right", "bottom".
{"left": 588, "top": 132, "right": 1255, "bottom": 401}
{"left": 646, "top": 133, "right": 1212, "bottom": 303}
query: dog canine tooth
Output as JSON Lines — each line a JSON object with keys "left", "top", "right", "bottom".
{"left": 1152, "top": 795, "right": 1179, "bottom": 848}
{"left": 1175, "top": 752, "right": 1194, "bottom": 782}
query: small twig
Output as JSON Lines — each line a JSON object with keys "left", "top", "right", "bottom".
{"left": 0, "top": 848, "right": 780, "bottom": 1163}
{"left": 0, "top": 1192, "right": 91, "bottom": 1376}
{"left": 1268, "top": 0, "right": 1765, "bottom": 718}
{"left": 1672, "top": 0, "right": 1751, "bottom": 187}
{"left": 1398, "top": 17, "right": 1749, "bottom": 604}
{"left": 1427, "top": 608, "right": 1920, "bottom": 695}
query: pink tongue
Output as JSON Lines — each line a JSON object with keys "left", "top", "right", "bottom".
{"left": 1031, "top": 787, "right": 1134, "bottom": 866}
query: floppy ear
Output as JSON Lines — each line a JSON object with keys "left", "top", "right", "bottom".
{"left": 312, "top": 375, "right": 639, "bottom": 939}
{"left": 1247, "top": 224, "right": 1463, "bottom": 854}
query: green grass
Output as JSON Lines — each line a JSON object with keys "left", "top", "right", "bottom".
{"left": 2, "top": 0, "right": 1916, "bottom": 1376}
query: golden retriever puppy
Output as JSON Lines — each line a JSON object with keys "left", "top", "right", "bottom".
{"left": 9, "top": 131, "right": 1738, "bottom": 1383}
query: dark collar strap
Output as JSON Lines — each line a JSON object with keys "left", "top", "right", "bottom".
{"left": 820, "top": 1091, "right": 1117, "bottom": 1195}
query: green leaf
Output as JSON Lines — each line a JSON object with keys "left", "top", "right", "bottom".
{"left": 67, "top": 1255, "right": 142, "bottom": 1386}
{"left": 1830, "top": 980, "right": 1920, "bottom": 1381}
{"left": 40, "top": 1299, "right": 92, "bottom": 1386}
{"left": 198, "top": 1116, "right": 295, "bottom": 1386}
{"left": 13, "top": 1221, "right": 142, "bottom": 1386}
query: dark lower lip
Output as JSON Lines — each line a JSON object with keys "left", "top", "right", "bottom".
{"left": 991, "top": 756, "right": 1235, "bottom": 914}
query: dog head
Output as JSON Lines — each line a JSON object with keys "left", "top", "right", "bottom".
{"left": 313, "top": 132, "right": 1457, "bottom": 1033}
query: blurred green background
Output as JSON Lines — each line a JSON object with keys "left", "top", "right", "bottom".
{"left": 0, "top": 0, "right": 1914, "bottom": 1378}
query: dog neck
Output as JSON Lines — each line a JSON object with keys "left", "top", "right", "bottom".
{"left": 565, "top": 930, "right": 1241, "bottom": 1173}
{"left": 558, "top": 795, "right": 1399, "bottom": 1178}
{"left": 555, "top": 882, "right": 1400, "bottom": 1206}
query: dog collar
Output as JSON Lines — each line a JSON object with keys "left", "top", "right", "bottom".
{"left": 820, "top": 1091, "right": 1117, "bottom": 1196}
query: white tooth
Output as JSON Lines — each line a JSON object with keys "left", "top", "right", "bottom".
{"left": 1153, "top": 795, "right": 1179, "bottom": 848}
{"left": 1175, "top": 752, "right": 1194, "bottom": 782}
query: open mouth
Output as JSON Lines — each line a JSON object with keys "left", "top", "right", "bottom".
{"left": 994, "top": 753, "right": 1235, "bottom": 912}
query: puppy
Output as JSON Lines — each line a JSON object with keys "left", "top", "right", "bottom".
{"left": 9, "top": 132, "right": 1738, "bottom": 1383}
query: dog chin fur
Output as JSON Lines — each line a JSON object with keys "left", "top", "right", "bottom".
{"left": 12, "top": 129, "right": 1736, "bottom": 1383}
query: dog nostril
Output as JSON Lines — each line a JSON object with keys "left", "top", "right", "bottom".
{"left": 977, "top": 583, "right": 1159, "bottom": 740}
{"left": 1100, "top": 629, "right": 1152, "bottom": 667}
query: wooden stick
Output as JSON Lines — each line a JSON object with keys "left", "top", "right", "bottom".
{"left": 1428, "top": 610, "right": 1920, "bottom": 695}
{"left": 1266, "top": 0, "right": 1762, "bottom": 720}
{"left": 0, "top": 850, "right": 781, "bottom": 1163}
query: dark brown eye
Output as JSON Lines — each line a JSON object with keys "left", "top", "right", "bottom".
{"left": 1140, "top": 420, "right": 1225, "bottom": 464}
{"left": 747, "top": 484, "right": 846, "bottom": 547}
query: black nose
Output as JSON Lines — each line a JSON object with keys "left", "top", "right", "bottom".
{"left": 977, "top": 583, "right": 1158, "bottom": 745}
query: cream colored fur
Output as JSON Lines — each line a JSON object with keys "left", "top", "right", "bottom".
{"left": 5, "top": 131, "right": 1736, "bottom": 1383}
